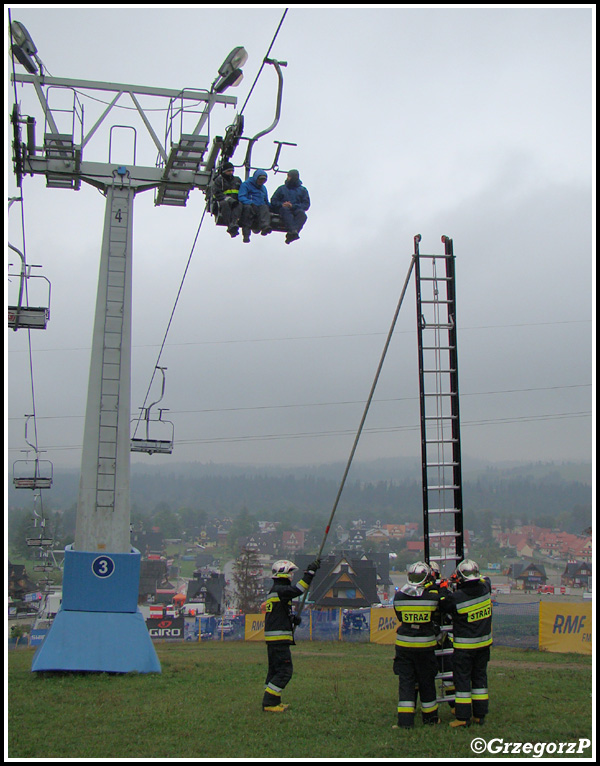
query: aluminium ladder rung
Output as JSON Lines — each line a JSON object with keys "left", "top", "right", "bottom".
{"left": 420, "top": 299, "right": 454, "bottom": 304}
{"left": 428, "top": 531, "right": 461, "bottom": 538}
{"left": 422, "top": 368, "right": 457, "bottom": 373}
{"left": 426, "top": 508, "right": 461, "bottom": 514}
{"left": 427, "top": 485, "right": 461, "bottom": 491}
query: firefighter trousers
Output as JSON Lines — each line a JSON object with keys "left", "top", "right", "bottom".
{"left": 452, "top": 646, "right": 490, "bottom": 720}
{"left": 394, "top": 647, "right": 439, "bottom": 727}
{"left": 262, "top": 643, "right": 293, "bottom": 708}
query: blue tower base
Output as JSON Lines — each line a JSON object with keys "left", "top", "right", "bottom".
{"left": 31, "top": 608, "right": 161, "bottom": 673}
{"left": 31, "top": 546, "right": 161, "bottom": 673}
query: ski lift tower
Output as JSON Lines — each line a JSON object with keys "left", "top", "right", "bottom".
{"left": 10, "top": 21, "right": 247, "bottom": 673}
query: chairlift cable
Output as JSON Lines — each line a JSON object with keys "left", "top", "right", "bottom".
{"left": 295, "top": 255, "right": 417, "bottom": 622}
{"left": 132, "top": 206, "right": 209, "bottom": 439}
{"left": 239, "top": 8, "right": 288, "bottom": 116}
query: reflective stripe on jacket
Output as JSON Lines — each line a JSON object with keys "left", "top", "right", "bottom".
{"left": 440, "top": 578, "right": 492, "bottom": 649}
{"left": 393, "top": 585, "right": 440, "bottom": 649}
{"left": 264, "top": 573, "right": 314, "bottom": 645}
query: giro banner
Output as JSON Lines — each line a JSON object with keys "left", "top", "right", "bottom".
{"left": 245, "top": 614, "right": 265, "bottom": 641}
{"left": 146, "top": 616, "right": 184, "bottom": 640}
{"left": 539, "top": 602, "right": 592, "bottom": 655}
{"left": 369, "top": 607, "right": 398, "bottom": 644}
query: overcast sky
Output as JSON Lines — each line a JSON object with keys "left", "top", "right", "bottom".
{"left": 6, "top": 5, "right": 594, "bottom": 473}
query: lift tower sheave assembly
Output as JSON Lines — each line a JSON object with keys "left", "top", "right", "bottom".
{"left": 10, "top": 23, "right": 247, "bottom": 672}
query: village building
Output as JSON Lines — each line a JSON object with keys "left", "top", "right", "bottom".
{"left": 561, "top": 561, "right": 592, "bottom": 589}
{"left": 506, "top": 561, "right": 548, "bottom": 591}
{"left": 293, "top": 553, "right": 380, "bottom": 609}
{"left": 186, "top": 570, "right": 225, "bottom": 614}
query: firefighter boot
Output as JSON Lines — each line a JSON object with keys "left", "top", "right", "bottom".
{"left": 449, "top": 718, "right": 471, "bottom": 728}
{"left": 263, "top": 704, "right": 288, "bottom": 713}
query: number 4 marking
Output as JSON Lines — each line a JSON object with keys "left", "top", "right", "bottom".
{"left": 115, "top": 209, "right": 122, "bottom": 222}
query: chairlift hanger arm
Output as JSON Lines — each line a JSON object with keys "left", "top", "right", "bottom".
{"left": 243, "top": 59, "right": 287, "bottom": 178}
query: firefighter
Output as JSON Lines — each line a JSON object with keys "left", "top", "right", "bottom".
{"left": 392, "top": 561, "right": 440, "bottom": 729}
{"left": 440, "top": 559, "right": 492, "bottom": 728}
{"left": 261, "top": 558, "right": 320, "bottom": 712}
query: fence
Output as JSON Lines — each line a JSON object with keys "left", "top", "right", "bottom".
{"left": 186, "top": 604, "right": 542, "bottom": 648}
{"left": 10, "top": 602, "right": 591, "bottom": 655}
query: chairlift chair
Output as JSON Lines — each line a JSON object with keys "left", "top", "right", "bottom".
{"left": 13, "top": 458, "right": 54, "bottom": 489}
{"left": 12, "top": 415, "right": 53, "bottom": 488}
{"left": 8, "top": 244, "right": 51, "bottom": 331}
{"left": 130, "top": 367, "right": 174, "bottom": 455}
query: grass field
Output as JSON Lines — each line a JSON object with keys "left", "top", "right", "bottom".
{"left": 8, "top": 642, "right": 593, "bottom": 759}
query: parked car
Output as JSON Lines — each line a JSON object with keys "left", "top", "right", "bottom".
{"left": 216, "top": 619, "right": 235, "bottom": 635}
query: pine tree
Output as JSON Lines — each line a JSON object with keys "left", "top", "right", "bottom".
{"left": 232, "top": 547, "right": 264, "bottom": 613}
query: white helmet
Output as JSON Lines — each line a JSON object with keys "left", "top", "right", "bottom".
{"left": 455, "top": 559, "right": 480, "bottom": 582}
{"left": 272, "top": 559, "right": 298, "bottom": 578}
{"left": 429, "top": 560, "right": 441, "bottom": 578}
{"left": 407, "top": 561, "right": 431, "bottom": 587}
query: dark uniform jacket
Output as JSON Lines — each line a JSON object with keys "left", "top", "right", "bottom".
{"left": 393, "top": 583, "right": 440, "bottom": 649}
{"left": 439, "top": 577, "right": 492, "bottom": 650}
{"left": 263, "top": 570, "right": 315, "bottom": 645}
{"left": 212, "top": 172, "right": 241, "bottom": 203}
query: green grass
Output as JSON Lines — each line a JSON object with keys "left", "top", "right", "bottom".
{"left": 8, "top": 642, "right": 592, "bottom": 759}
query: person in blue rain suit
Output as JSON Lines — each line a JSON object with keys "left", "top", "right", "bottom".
{"left": 238, "top": 169, "right": 272, "bottom": 243}
{"left": 270, "top": 169, "right": 311, "bottom": 244}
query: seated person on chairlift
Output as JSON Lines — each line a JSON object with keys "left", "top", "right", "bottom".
{"left": 270, "top": 169, "right": 310, "bottom": 244}
{"left": 211, "top": 161, "right": 242, "bottom": 238}
{"left": 238, "top": 169, "right": 272, "bottom": 243}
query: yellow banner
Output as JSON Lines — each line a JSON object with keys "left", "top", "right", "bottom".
{"left": 539, "top": 602, "right": 592, "bottom": 655}
{"left": 245, "top": 614, "right": 265, "bottom": 641}
{"left": 369, "top": 607, "right": 398, "bottom": 644}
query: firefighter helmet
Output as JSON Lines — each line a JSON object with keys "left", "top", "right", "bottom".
{"left": 407, "top": 561, "right": 431, "bottom": 586}
{"left": 429, "top": 560, "right": 441, "bottom": 578}
{"left": 272, "top": 559, "right": 298, "bottom": 578}
{"left": 455, "top": 559, "right": 481, "bottom": 582}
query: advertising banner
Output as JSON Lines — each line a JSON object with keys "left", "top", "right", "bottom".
{"left": 245, "top": 614, "right": 265, "bottom": 641}
{"left": 539, "top": 602, "right": 592, "bottom": 655}
{"left": 146, "top": 616, "right": 184, "bottom": 640}
{"left": 369, "top": 607, "right": 398, "bottom": 644}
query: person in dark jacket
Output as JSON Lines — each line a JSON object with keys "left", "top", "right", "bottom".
{"left": 270, "top": 169, "right": 310, "bottom": 244}
{"left": 392, "top": 561, "right": 441, "bottom": 729}
{"left": 261, "top": 557, "right": 320, "bottom": 712}
{"left": 211, "top": 161, "right": 242, "bottom": 237}
{"left": 238, "top": 169, "right": 272, "bottom": 243}
{"left": 440, "top": 559, "right": 492, "bottom": 728}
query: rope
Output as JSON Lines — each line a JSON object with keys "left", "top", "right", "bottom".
{"left": 295, "top": 254, "right": 416, "bottom": 621}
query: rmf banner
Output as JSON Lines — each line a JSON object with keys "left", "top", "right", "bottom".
{"left": 370, "top": 607, "right": 398, "bottom": 644}
{"left": 539, "top": 602, "right": 592, "bottom": 655}
{"left": 245, "top": 614, "right": 265, "bottom": 641}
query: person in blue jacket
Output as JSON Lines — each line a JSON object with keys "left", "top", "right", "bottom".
{"left": 270, "top": 169, "right": 310, "bottom": 244}
{"left": 238, "top": 169, "right": 272, "bottom": 243}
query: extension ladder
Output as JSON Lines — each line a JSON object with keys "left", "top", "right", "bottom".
{"left": 414, "top": 234, "right": 465, "bottom": 704}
